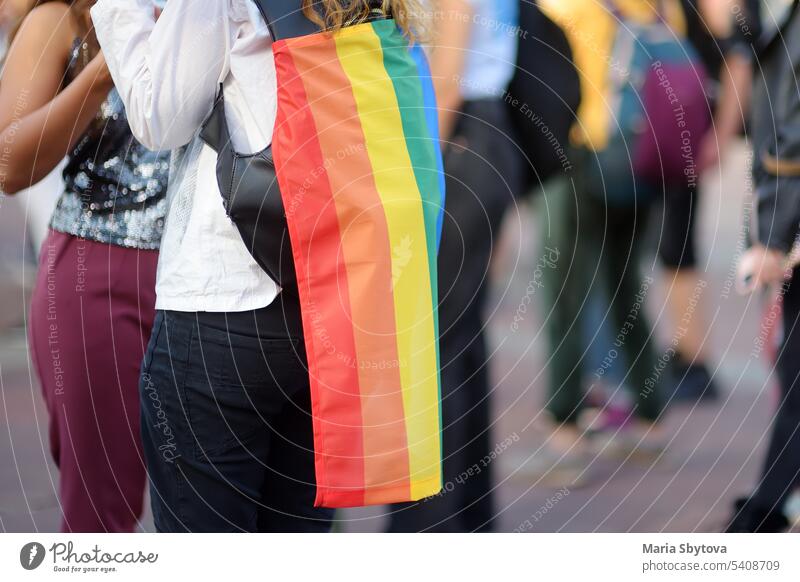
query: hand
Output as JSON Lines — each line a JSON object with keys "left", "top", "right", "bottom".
{"left": 737, "top": 244, "right": 790, "bottom": 294}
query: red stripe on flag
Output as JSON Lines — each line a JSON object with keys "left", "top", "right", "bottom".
{"left": 273, "top": 40, "right": 365, "bottom": 507}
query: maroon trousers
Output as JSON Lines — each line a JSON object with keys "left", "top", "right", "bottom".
{"left": 29, "top": 230, "right": 158, "bottom": 532}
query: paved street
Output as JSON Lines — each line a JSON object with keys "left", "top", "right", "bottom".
{"left": 1, "top": 141, "right": 797, "bottom": 532}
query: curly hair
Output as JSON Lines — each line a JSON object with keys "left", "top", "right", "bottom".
{"left": 302, "top": 0, "right": 427, "bottom": 40}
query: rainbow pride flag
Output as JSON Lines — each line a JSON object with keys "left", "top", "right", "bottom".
{"left": 271, "top": 19, "right": 445, "bottom": 508}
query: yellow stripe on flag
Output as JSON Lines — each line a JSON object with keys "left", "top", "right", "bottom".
{"left": 334, "top": 27, "right": 441, "bottom": 499}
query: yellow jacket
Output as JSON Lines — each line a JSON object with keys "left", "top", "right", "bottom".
{"left": 539, "top": 0, "right": 686, "bottom": 150}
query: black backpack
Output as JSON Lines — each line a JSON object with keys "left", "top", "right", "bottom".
{"left": 507, "top": 1, "right": 581, "bottom": 191}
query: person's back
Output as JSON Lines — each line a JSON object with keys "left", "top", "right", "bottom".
{"left": 92, "top": 0, "right": 442, "bottom": 532}
{"left": 540, "top": 0, "right": 687, "bottom": 150}
{"left": 94, "top": 0, "right": 279, "bottom": 313}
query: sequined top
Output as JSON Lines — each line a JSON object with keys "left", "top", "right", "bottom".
{"left": 49, "top": 40, "right": 169, "bottom": 250}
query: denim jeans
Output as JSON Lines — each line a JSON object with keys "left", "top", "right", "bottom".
{"left": 139, "top": 305, "right": 334, "bottom": 532}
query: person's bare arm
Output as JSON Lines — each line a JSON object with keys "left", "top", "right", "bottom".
{"left": 0, "top": 3, "right": 113, "bottom": 194}
{"left": 718, "top": 49, "right": 752, "bottom": 138}
{"left": 429, "top": 0, "right": 473, "bottom": 142}
{"left": 698, "top": 51, "right": 752, "bottom": 172}
{"left": 699, "top": 0, "right": 732, "bottom": 38}
{"left": 697, "top": 0, "right": 755, "bottom": 172}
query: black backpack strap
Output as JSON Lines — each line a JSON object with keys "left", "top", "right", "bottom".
{"left": 251, "top": 0, "right": 321, "bottom": 41}
{"left": 250, "top": 0, "right": 389, "bottom": 41}
{"left": 199, "top": 84, "right": 229, "bottom": 154}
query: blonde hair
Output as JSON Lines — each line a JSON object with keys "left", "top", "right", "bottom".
{"left": 302, "top": 0, "right": 426, "bottom": 39}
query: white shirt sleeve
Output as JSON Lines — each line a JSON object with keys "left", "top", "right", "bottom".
{"left": 91, "top": 0, "right": 232, "bottom": 150}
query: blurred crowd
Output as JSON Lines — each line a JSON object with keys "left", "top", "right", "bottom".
{"left": 1, "top": 0, "right": 799, "bottom": 533}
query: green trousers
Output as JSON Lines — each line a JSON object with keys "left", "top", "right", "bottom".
{"left": 536, "top": 163, "right": 663, "bottom": 425}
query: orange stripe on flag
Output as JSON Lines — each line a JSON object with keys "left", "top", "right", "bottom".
{"left": 285, "top": 36, "right": 412, "bottom": 503}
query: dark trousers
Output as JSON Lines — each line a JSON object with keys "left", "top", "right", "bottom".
{"left": 539, "top": 153, "right": 663, "bottom": 424}
{"left": 388, "top": 99, "right": 519, "bottom": 532}
{"left": 659, "top": 182, "right": 699, "bottom": 269}
{"left": 140, "top": 299, "right": 334, "bottom": 532}
{"left": 752, "top": 271, "right": 800, "bottom": 513}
